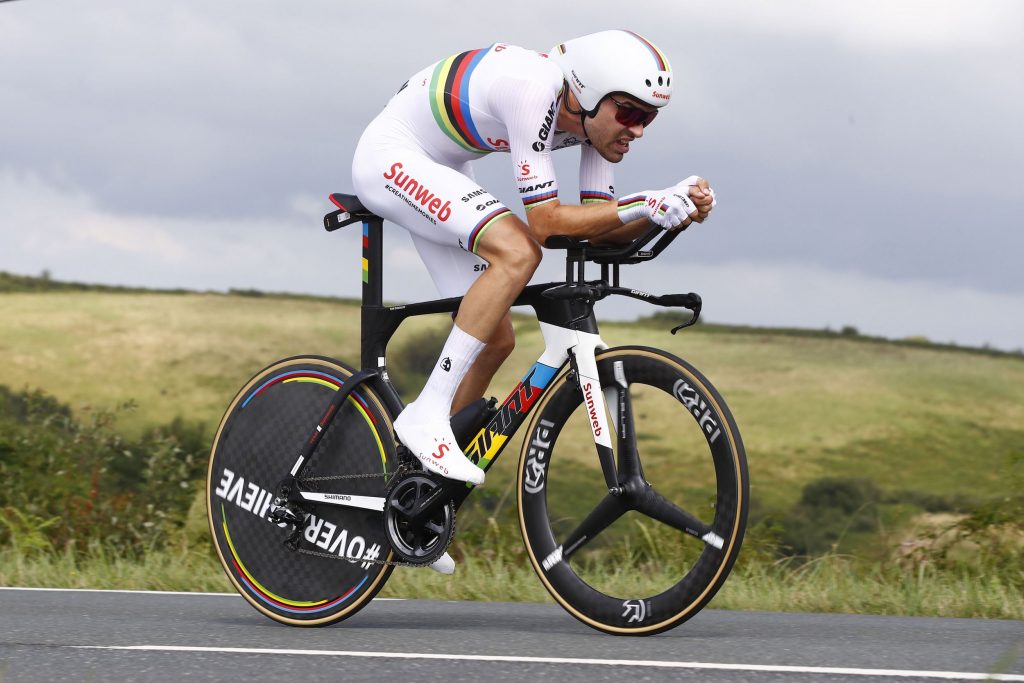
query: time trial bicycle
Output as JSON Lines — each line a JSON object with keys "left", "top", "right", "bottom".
{"left": 206, "top": 193, "right": 748, "bottom": 635}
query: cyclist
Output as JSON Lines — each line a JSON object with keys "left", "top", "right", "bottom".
{"left": 351, "top": 30, "right": 716, "bottom": 495}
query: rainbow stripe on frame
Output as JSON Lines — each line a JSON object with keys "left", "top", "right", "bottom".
{"left": 362, "top": 223, "right": 369, "bottom": 283}
{"left": 465, "top": 361, "right": 558, "bottom": 467}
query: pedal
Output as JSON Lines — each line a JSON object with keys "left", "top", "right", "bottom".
{"left": 395, "top": 444, "right": 419, "bottom": 469}
{"left": 283, "top": 526, "right": 303, "bottom": 552}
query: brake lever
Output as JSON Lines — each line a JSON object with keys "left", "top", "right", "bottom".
{"left": 670, "top": 294, "right": 702, "bottom": 334}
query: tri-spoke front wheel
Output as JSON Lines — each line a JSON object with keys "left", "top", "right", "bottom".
{"left": 517, "top": 346, "right": 748, "bottom": 635}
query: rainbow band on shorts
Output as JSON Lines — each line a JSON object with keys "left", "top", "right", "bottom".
{"left": 468, "top": 207, "right": 513, "bottom": 253}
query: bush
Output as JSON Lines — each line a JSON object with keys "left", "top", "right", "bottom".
{"left": 778, "top": 477, "right": 881, "bottom": 556}
{"left": 0, "top": 385, "right": 208, "bottom": 555}
{"left": 386, "top": 325, "right": 450, "bottom": 395}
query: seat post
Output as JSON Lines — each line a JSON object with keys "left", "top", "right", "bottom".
{"left": 362, "top": 217, "right": 384, "bottom": 307}
{"left": 359, "top": 215, "right": 392, "bottom": 375}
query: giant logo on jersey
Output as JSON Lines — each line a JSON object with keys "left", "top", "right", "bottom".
{"left": 537, "top": 100, "right": 555, "bottom": 142}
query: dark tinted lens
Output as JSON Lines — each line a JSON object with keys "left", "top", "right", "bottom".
{"left": 614, "top": 104, "right": 658, "bottom": 128}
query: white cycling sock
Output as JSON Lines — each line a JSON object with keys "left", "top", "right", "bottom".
{"left": 394, "top": 324, "right": 487, "bottom": 485}
{"left": 404, "top": 323, "right": 485, "bottom": 422}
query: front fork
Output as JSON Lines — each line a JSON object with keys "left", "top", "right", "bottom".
{"left": 562, "top": 342, "right": 726, "bottom": 558}
{"left": 565, "top": 333, "right": 636, "bottom": 495}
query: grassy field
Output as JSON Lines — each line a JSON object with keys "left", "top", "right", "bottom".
{"left": 2, "top": 547, "right": 1020, "bottom": 620}
{"left": 2, "top": 286, "right": 1022, "bottom": 616}
{"left": 3, "top": 289, "right": 1022, "bottom": 510}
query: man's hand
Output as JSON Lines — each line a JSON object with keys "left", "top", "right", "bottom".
{"left": 618, "top": 176, "right": 716, "bottom": 231}
{"left": 617, "top": 186, "right": 698, "bottom": 230}
{"left": 680, "top": 176, "right": 717, "bottom": 224}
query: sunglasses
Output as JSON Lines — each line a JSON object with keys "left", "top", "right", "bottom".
{"left": 609, "top": 96, "right": 659, "bottom": 128}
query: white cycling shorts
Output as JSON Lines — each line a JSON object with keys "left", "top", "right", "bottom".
{"left": 352, "top": 112, "right": 516, "bottom": 298}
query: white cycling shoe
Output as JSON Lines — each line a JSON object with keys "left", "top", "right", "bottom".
{"left": 393, "top": 412, "right": 485, "bottom": 486}
{"left": 428, "top": 552, "right": 455, "bottom": 575}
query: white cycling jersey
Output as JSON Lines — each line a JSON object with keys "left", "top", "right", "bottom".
{"left": 352, "top": 43, "right": 616, "bottom": 297}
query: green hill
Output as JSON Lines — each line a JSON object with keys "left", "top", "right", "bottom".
{"left": 2, "top": 285, "right": 1021, "bottom": 510}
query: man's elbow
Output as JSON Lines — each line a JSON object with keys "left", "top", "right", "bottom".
{"left": 530, "top": 223, "right": 558, "bottom": 246}
{"left": 525, "top": 205, "right": 561, "bottom": 245}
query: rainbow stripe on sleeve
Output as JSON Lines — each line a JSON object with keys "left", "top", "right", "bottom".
{"left": 580, "top": 190, "right": 614, "bottom": 204}
{"left": 429, "top": 48, "right": 493, "bottom": 153}
{"left": 522, "top": 190, "right": 558, "bottom": 210}
{"left": 617, "top": 195, "right": 647, "bottom": 212}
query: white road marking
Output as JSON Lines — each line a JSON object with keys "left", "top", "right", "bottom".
{"left": 0, "top": 587, "right": 401, "bottom": 600}
{"left": 0, "top": 587, "right": 239, "bottom": 597}
{"left": 71, "top": 645, "right": 1024, "bottom": 681}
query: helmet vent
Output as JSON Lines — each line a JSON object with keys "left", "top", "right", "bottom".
{"left": 645, "top": 78, "right": 652, "bottom": 87}
{"left": 657, "top": 76, "right": 663, "bottom": 86}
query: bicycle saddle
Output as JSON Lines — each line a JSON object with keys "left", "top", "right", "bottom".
{"left": 329, "top": 193, "right": 375, "bottom": 217}
{"left": 325, "top": 193, "right": 378, "bottom": 231}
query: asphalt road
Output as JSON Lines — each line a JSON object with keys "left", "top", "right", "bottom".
{"left": 0, "top": 587, "right": 1021, "bottom": 682}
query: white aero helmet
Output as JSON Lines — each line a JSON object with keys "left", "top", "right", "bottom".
{"left": 549, "top": 30, "right": 673, "bottom": 115}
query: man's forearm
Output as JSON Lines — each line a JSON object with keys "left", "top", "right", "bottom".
{"left": 526, "top": 200, "right": 625, "bottom": 244}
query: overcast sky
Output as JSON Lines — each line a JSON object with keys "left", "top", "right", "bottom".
{"left": 2, "top": 1, "right": 1022, "bottom": 350}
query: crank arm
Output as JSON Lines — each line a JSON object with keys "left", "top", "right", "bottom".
{"left": 408, "top": 477, "right": 461, "bottom": 527}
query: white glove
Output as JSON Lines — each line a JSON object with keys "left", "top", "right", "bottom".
{"left": 617, "top": 184, "right": 699, "bottom": 229}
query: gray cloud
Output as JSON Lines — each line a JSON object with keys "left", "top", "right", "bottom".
{"left": 1, "top": 0, "right": 1022, "bottom": 348}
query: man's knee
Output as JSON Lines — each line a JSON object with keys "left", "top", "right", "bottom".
{"left": 478, "top": 219, "right": 543, "bottom": 278}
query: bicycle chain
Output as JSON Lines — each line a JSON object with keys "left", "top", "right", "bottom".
{"left": 300, "top": 471, "right": 393, "bottom": 482}
{"left": 294, "top": 465, "right": 455, "bottom": 569}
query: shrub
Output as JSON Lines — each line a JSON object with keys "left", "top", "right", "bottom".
{"left": 778, "top": 477, "right": 881, "bottom": 556}
{"left": 0, "top": 385, "right": 207, "bottom": 555}
{"left": 386, "top": 325, "right": 450, "bottom": 395}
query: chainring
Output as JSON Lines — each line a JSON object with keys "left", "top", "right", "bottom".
{"left": 382, "top": 470, "right": 455, "bottom": 566}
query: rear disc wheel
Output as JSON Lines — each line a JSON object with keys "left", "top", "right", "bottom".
{"left": 207, "top": 356, "right": 398, "bottom": 626}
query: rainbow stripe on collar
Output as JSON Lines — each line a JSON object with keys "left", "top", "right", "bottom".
{"left": 429, "top": 47, "right": 493, "bottom": 153}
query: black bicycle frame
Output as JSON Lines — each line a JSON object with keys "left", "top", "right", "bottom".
{"left": 289, "top": 207, "right": 700, "bottom": 519}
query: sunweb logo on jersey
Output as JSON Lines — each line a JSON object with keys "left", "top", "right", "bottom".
{"left": 383, "top": 162, "right": 452, "bottom": 222}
